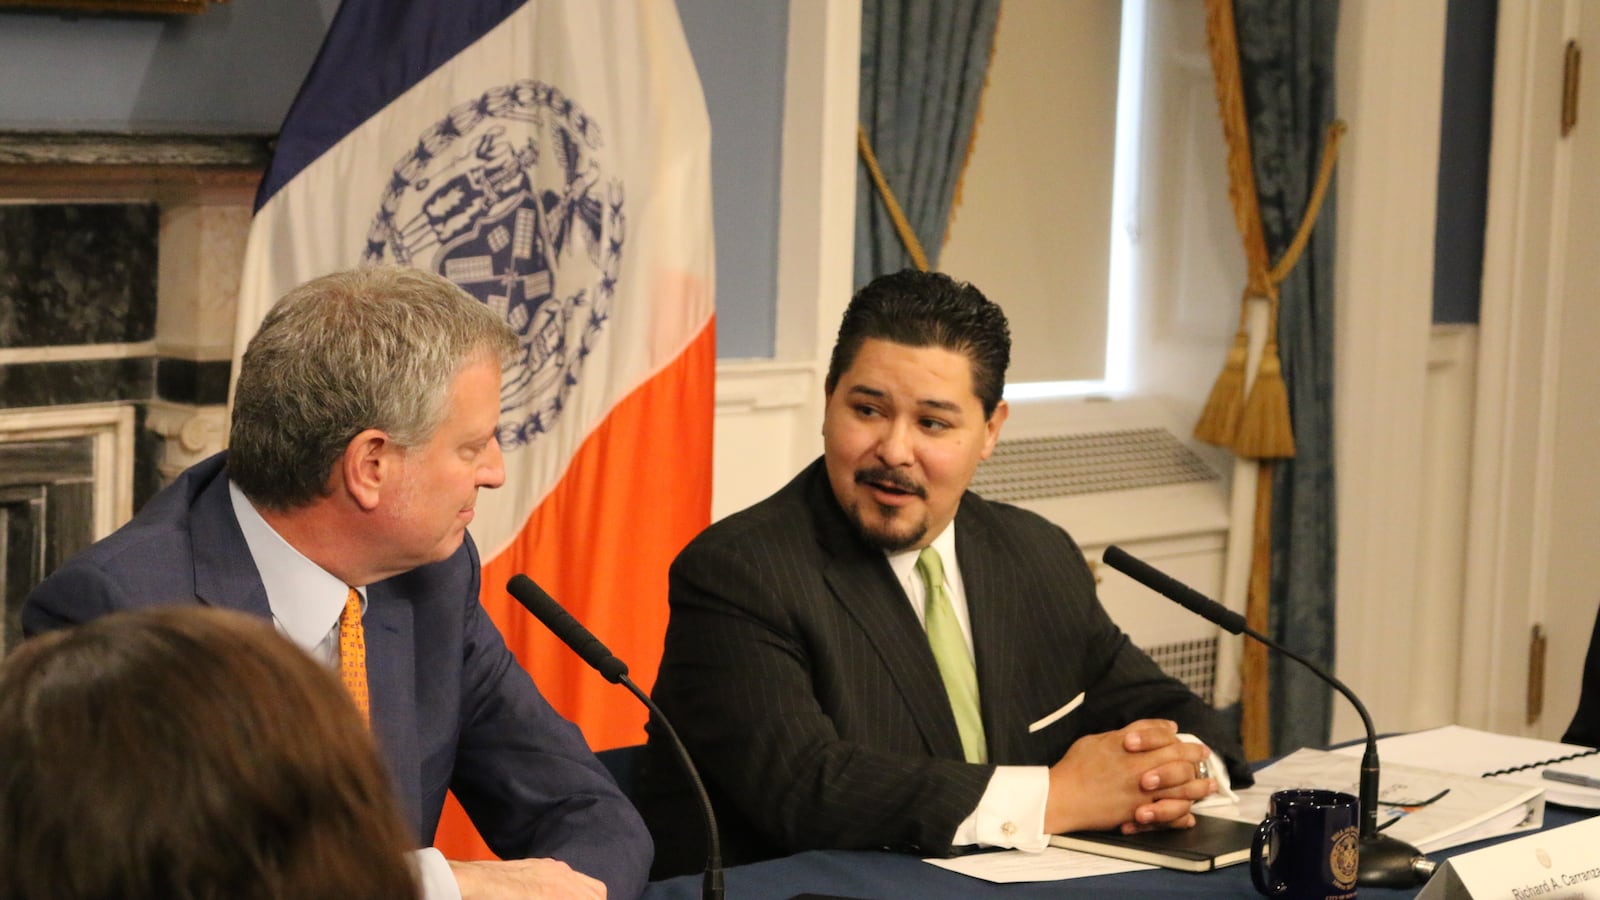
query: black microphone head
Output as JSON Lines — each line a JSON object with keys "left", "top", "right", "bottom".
{"left": 1102, "top": 544, "right": 1137, "bottom": 571}
{"left": 507, "top": 574, "right": 551, "bottom": 610}
{"left": 1101, "top": 545, "right": 1249, "bottom": 635}
{"left": 506, "top": 575, "right": 629, "bottom": 683}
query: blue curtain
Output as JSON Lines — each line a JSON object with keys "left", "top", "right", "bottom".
{"left": 854, "top": 0, "right": 1001, "bottom": 286}
{"left": 1233, "top": 0, "right": 1341, "bottom": 754}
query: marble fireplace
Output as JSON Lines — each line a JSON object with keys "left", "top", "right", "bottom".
{"left": 0, "top": 132, "right": 268, "bottom": 650}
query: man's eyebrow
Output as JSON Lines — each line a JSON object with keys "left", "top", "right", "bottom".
{"left": 845, "top": 385, "right": 962, "bottom": 415}
{"left": 916, "top": 398, "right": 963, "bottom": 414}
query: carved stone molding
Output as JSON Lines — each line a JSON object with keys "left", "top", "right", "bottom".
{"left": 0, "top": 131, "right": 268, "bottom": 203}
{"left": 144, "top": 400, "right": 226, "bottom": 482}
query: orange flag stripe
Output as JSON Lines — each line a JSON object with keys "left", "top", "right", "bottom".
{"left": 434, "top": 320, "right": 716, "bottom": 861}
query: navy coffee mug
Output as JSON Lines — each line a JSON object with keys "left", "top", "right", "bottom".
{"left": 1251, "top": 789, "right": 1360, "bottom": 899}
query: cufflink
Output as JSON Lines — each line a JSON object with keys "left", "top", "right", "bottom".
{"left": 1001, "top": 821, "right": 1018, "bottom": 838}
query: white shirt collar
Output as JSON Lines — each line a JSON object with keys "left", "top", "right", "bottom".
{"left": 886, "top": 522, "right": 973, "bottom": 650}
{"left": 228, "top": 480, "right": 360, "bottom": 652}
{"left": 886, "top": 521, "right": 959, "bottom": 596}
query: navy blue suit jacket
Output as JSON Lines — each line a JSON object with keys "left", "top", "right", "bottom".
{"left": 23, "top": 453, "right": 651, "bottom": 898}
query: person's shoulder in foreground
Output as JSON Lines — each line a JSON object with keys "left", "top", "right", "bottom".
{"left": 639, "top": 269, "right": 1246, "bottom": 878}
{"left": 23, "top": 266, "right": 649, "bottom": 900}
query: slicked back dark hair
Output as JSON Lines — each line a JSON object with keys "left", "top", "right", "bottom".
{"left": 825, "top": 269, "right": 1011, "bottom": 417}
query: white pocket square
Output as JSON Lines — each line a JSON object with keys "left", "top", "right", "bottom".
{"left": 1026, "top": 692, "right": 1085, "bottom": 733}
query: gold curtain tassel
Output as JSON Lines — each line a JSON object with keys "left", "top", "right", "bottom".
{"left": 1194, "top": 326, "right": 1250, "bottom": 447}
{"left": 1232, "top": 339, "right": 1297, "bottom": 459}
{"left": 1201, "top": 0, "right": 1277, "bottom": 456}
{"left": 1230, "top": 122, "right": 1344, "bottom": 462}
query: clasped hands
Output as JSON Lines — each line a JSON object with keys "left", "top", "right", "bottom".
{"left": 1044, "top": 718, "right": 1219, "bottom": 836}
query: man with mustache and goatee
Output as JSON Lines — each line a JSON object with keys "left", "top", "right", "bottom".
{"left": 637, "top": 269, "right": 1250, "bottom": 878}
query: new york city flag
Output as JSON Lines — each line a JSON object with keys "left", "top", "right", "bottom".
{"left": 235, "top": 0, "right": 715, "bottom": 859}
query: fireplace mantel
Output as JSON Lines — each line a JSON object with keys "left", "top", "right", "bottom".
{"left": 0, "top": 130, "right": 277, "bottom": 645}
{"left": 0, "top": 130, "right": 271, "bottom": 498}
{"left": 0, "top": 131, "right": 270, "bottom": 196}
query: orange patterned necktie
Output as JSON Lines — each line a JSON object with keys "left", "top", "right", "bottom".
{"left": 339, "top": 587, "right": 370, "bottom": 724}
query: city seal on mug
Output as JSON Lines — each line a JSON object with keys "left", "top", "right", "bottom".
{"left": 1251, "top": 788, "right": 1361, "bottom": 899}
{"left": 1329, "top": 824, "right": 1360, "bottom": 892}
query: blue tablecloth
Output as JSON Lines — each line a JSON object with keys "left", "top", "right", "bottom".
{"left": 642, "top": 807, "right": 1590, "bottom": 899}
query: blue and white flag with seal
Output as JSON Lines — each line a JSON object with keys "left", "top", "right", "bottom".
{"left": 233, "top": 0, "right": 715, "bottom": 859}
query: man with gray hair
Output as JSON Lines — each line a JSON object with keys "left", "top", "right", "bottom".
{"left": 24, "top": 267, "right": 650, "bottom": 900}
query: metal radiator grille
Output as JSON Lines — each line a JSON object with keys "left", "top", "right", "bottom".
{"left": 970, "top": 428, "right": 1217, "bottom": 502}
{"left": 1143, "top": 637, "right": 1218, "bottom": 705}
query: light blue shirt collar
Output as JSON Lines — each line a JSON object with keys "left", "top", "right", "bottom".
{"left": 228, "top": 480, "right": 362, "bottom": 657}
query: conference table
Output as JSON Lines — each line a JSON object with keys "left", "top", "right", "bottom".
{"left": 641, "top": 806, "right": 1591, "bottom": 899}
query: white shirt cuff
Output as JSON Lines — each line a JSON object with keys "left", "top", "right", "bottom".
{"left": 1179, "top": 733, "right": 1238, "bottom": 808}
{"left": 951, "top": 738, "right": 1234, "bottom": 849}
{"left": 415, "top": 847, "right": 463, "bottom": 900}
{"left": 951, "top": 765, "right": 1051, "bottom": 851}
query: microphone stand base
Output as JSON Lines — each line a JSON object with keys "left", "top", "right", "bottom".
{"left": 1357, "top": 833, "right": 1435, "bottom": 888}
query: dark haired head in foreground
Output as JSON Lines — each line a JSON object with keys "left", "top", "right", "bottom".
{"left": 0, "top": 607, "right": 419, "bottom": 900}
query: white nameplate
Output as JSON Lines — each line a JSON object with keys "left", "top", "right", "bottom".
{"left": 1417, "top": 816, "right": 1600, "bottom": 900}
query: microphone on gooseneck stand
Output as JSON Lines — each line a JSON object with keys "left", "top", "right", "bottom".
{"left": 506, "top": 574, "right": 724, "bottom": 900}
{"left": 1099, "top": 546, "right": 1438, "bottom": 888}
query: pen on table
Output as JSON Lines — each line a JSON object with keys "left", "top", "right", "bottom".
{"left": 1542, "top": 768, "right": 1600, "bottom": 790}
{"left": 1378, "top": 787, "right": 1451, "bottom": 809}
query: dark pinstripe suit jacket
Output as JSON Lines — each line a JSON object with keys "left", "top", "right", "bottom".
{"left": 1565, "top": 603, "right": 1600, "bottom": 747}
{"left": 637, "top": 458, "right": 1248, "bottom": 877}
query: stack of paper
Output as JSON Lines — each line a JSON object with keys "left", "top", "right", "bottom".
{"left": 1338, "top": 725, "right": 1600, "bottom": 810}
{"left": 1210, "top": 747, "right": 1545, "bottom": 853}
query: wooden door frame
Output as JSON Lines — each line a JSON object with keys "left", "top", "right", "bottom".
{"left": 1459, "top": 0, "right": 1584, "bottom": 735}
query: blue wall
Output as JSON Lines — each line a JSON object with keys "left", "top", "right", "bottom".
{"left": 0, "top": 0, "right": 786, "bottom": 359}
{"left": 675, "top": 0, "right": 786, "bottom": 359}
{"left": 0, "top": 1, "right": 337, "bottom": 131}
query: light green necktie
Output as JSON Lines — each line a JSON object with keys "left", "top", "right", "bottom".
{"left": 917, "top": 546, "right": 987, "bottom": 763}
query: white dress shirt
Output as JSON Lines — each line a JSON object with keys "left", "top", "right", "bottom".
{"left": 887, "top": 522, "right": 1232, "bottom": 852}
{"left": 887, "top": 522, "right": 1052, "bottom": 851}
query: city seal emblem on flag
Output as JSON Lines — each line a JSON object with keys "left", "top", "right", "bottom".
{"left": 363, "top": 80, "right": 625, "bottom": 450}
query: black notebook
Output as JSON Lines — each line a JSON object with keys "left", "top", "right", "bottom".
{"left": 1049, "top": 813, "right": 1257, "bottom": 872}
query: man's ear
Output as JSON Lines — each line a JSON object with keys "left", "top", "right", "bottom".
{"left": 340, "top": 429, "right": 393, "bottom": 511}
{"left": 979, "top": 399, "right": 1009, "bottom": 460}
